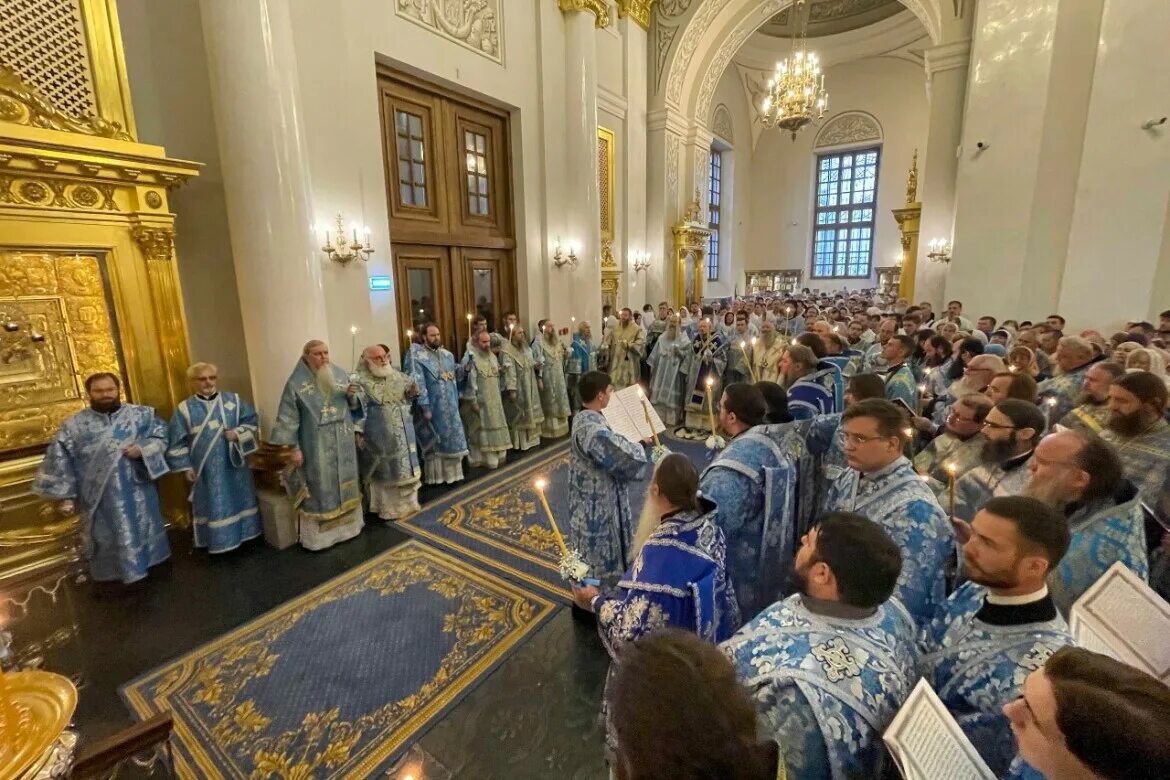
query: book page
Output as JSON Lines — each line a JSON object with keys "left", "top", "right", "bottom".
{"left": 884, "top": 679, "right": 996, "bottom": 780}
{"left": 602, "top": 393, "right": 642, "bottom": 444}
{"left": 1071, "top": 562, "right": 1170, "bottom": 682}
{"left": 604, "top": 385, "right": 666, "bottom": 443}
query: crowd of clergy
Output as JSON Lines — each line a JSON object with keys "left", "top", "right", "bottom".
{"left": 30, "top": 288, "right": 1170, "bottom": 780}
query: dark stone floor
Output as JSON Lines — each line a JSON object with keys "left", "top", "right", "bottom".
{"left": 5, "top": 439, "right": 610, "bottom": 778}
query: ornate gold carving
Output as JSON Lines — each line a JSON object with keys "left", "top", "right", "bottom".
{"left": 0, "top": 65, "right": 130, "bottom": 140}
{"left": 559, "top": 0, "right": 611, "bottom": 28}
{"left": 597, "top": 126, "right": 615, "bottom": 242}
{"left": 131, "top": 225, "right": 175, "bottom": 263}
{"left": 906, "top": 147, "right": 918, "bottom": 205}
{"left": 672, "top": 208, "right": 710, "bottom": 304}
{"left": 144, "top": 190, "right": 162, "bottom": 209}
{"left": 617, "top": 0, "right": 654, "bottom": 29}
{"left": 71, "top": 184, "right": 98, "bottom": 208}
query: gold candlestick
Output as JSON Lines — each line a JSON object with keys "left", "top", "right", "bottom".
{"left": 533, "top": 479, "right": 569, "bottom": 557}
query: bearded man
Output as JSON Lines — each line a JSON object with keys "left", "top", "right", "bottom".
{"left": 535, "top": 320, "right": 571, "bottom": 438}
{"left": 35, "top": 372, "right": 171, "bottom": 583}
{"left": 682, "top": 317, "right": 728, "bottom": 432}
{"left": 460, "top": 329, "right": 512, "bottom": 469}
{"left": 270, "top": 340, "right": 364, "bottom": 550}
{"left": 600, "top": 307, "right": 645, "bottom": 389}
{"left": 1037, "top": 336, "right": 1102, "bottom": 423}
{"left": 354, "top": 345, "right": 421, "bottom": 520}
{"left": 725, "top": 314, "right": 754, "bottom": 386}
{"left": 166, "top": 362, "right": 261, "bottom": 553}
{"left": 953, "top": 400, "right": 1044, "bottom": 523}
{"left": 1102, "top": 371, "right": 1170, "bottom": 524}
{"left": 408, "top": 323, "right": 469, "bottom": 485}
{"left": 499, "top": 325, "right": 544, "bottom": 452}
{"left": 1056, "top": 361, "right": 1124, "bottom": 434}
{"left": 913, "top": 393, "right": 991, "bottom": 489}
{"left": 751, "top": 319, "right": 786, "bottom": 384}
{"left": 646, "top": 313, "right": 690, "bottom": 425}
{"left": 1021, "top": 430, "right": 1147, "bottom": 615}
{"left": 568, "top": 320, "right": 599, "bottom": 411}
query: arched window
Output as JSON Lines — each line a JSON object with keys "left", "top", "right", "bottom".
{"left": 810, "top": 112, "right": 883, "bottom": 279}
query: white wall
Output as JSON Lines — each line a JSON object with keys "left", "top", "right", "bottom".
{"left": 703, "top": 67, "right": 753, "bottom": 299}
{"left": 744, "top": 55, "right": 928, "bottom": 291}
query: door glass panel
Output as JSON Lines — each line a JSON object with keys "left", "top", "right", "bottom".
{"left": 463, "top": 129, "right": 490, "bottom": 216}
{"left": 407, "top": 267, "right": 436, "bottom": 332}
{"left": 395, "top": 109, "right": 428, "bottom": 207}
{"left": 472, "top": 267, "right": 496, "bottom": 332}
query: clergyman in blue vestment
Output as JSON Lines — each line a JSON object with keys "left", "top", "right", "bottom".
{"left": 354, "top": 346, "right": 422, "bottom": 520}
{"left": 166, "top": 362, "right": 261, "bottom": 554}
{"left": 568, "top": 371, "right": 650, "bottom": 588}
{"left": 722, "top": 512, "right": 918, "bottom": 780}
{"left": 34, "top": 372, "right": 171, "bottom": 583}
{"left": 407, "top": 324, "right": 469, "bottom": 485}
{"left": 270, "top": 340, "right": 364, "bottom": 551}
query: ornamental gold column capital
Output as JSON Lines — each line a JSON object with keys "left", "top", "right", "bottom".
{"left": 131, "top": 224, "right": 176, "bottom": 262}
{"left": 616, "top": 0, "right": 653, "bottom": 30}
{"left": 558, "top": 0, "right": 611, "bottom": 29}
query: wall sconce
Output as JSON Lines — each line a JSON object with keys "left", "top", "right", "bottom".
{"left": 552, "top": 237, "right": 579, "bottom": 269}
{"left": 631, "top": 250, "right": 652, "bottom": 273}
{"left": 926, "top": 237, "right": 952, "bottom": 264}
{"left": 893, "top": 251, "right": 904, "bottom": 268}
{"left": 319, "top": 213, "right": 374, "bottom": 265}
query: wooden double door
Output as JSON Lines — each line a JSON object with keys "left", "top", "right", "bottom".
{"left": 378, "top": 69, "right": 517, "bottom": 356}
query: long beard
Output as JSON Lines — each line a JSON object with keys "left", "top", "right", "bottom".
{"left": 316, "top": 364, "right": 338, "bottom": 397}
{"left": 368, "top": 363, "right": 392, "bottom": 379}
{"left": 90, "top": 399, "right": 121, "bottom": 414}
{"left": 630, "top": 499, "right": 661, "bottom": 558}
{"left": 1022, "top": 474, "right": 1072, "bottom": 510}
{"left": 762, "top": 333, "right": 776, "bottom": 347}
{"left": 1075, "top": 392, "right": 1103, "bottom": 407}
{"left": 666, "top": 326, "right": 678, "bottom": 339}
{"left": 980, "top": 436, "right": 1019, "bottom": 464}
{"left": 1107, "top": 409, "right": 1151, "bottom": 437}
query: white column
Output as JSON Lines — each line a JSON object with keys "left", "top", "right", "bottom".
{"left": 559, "top": 8, "right": 603, "bottom": 323}
{"left": 913, "top": 39, "right": 969, "bottom": 309}
{"left": 646, "top": 109, "right": 687, "bottom": 306}
{"left": 622, "top": 17, "right": 649, "bottom": 307}
{"left": 199, "top": 0, "right": 327, "bottom": 429}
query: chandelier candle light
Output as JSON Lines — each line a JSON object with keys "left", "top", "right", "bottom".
{"left": 533, "top": 478, "right": 591, "bottom": 583}
{"left": 760, "top": 0, "right": 828, "bottom": 140}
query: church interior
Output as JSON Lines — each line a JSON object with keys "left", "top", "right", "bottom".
{"left": 2, "top": 0, "right": 1169, "bottom": 777}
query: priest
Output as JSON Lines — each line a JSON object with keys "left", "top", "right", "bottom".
{"left": 1056, "top": 361, "right": 1124, "bottom": 434}
{"left": 600, "top": 307, "right": 645, "bottom": 389}
{"left": 354, "top": 344, "right": 422, "bottom": 520}
{"left": 535, "top": 320, "right": 571, "bottom": 438}
{"left": 35, "top": 372, "right": 171, "bottom": 583}
{"left": 568, "top": 320, "right": 599, "bottom": 411}
{"left": 408, "top": 323, "right": 469, "bottom": 485}
{"left": 166, "top": 362, "right": 261, "bottom": 553}
{"left": 682, "top": 317, "right": 728, "bottom": 432}
{"left": 646, "top": 313, "right": 690, "bottom": 426}
{"left": 271, "top": 340, "right": 364, "bottom": 550}
{"left": 499, "top": 325, "right": 544, "bottom": 452}
{"left": 460, "top": 329, "right": 512, "bottom": 469}
{"left": 751, "top": 318, "right": 786, "bottom": 384}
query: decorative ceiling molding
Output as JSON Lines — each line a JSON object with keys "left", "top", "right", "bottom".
{"left": 758, "top": 0, "right": 904, "bottom": 39}
{"left": 734, "top": 10, "right": 929, "bottom": 71}
{"left": 712, "top": 104, "right": 734, "bottom": 143}
{"left": 814, "top": 110, "right": 883, "bottom": 147}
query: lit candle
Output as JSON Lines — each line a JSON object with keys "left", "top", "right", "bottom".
{"left": 945, "top": 461, "right": 957, "bottom": 518}
{"left": 738, "top": 340, "right": 758, "bottom": 382}
{"left": 1043, "top": 396, "right": 1057, "bottom": 430}
{"left": 349, "top": 324, "right": 359, "bottom": 369}
{"left": 637, "top": 386, "right": 661, "bottom": 447}
{"left": 705, "top": 377, "right": 717, "bottom": 434}
{"left": 466, "top": 312, "right": 473, "bottom": 342}
{"left": 404, "top": 329, "right": 414, "bottom": 373}
{"left": 534, "top": 478, "right": 569, "bottom": 557}
{"left": 916, "top": 383, "right": 927, "bottom": 415}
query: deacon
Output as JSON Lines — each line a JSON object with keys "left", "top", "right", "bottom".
{"left": 572, "top": 454, "right": 741, "bottom": 649}
{"left": 568, "top": 320, "right": 599, "bottom": 411}
{"left": 821, "top": 399, "right": 953, "bottom": 625}
{"left": 779, "top": 344, "right": 835, "bottom": 420}
{"left": 699, "top": 383, "right": 798, "bottom": 618}
{"left": 646, "top": 313, "right": 690, "bottom": 426}
{"left": 722, "top": 513, "right": 918, "bottom": 780}
{"left": 921, "top": 496, "right": 1074, "bottom": 775}
{"left": 1022, "top": 429, "right": 1147, "bottom": 615}
{"left": 460, "top": 329, "right": 512, "bottom": 469}
{"left": 408, "top": 323, "right": 469, "bottom": 485}
{"left": 1056, "top": 361, "right": 1124, "bottom": 434}
{"left": 499, "top": 324, "right": 544, "bottom": 452}
{"left": 724, "top": 314, "right": 754, "bottom": 385}
{"left": 35, "top": 372, "right": 171, "bottom": 583}
{"left": 751, "top": 318, "right": 786, "bottom": 384}
{"left": 954, "top": 400, "right": 1044, "bottom": 522}
{"left": 568, "top": 371, "right": 651, "bottom": 588}
{"left": 535, "top": 319, "right": 571, "bottom": 438}
{"left": 271, "top": 341, "right": 364, "bottom": 550}
{"left": 600, "top": 307, "right": 645, "bottom": 389}
{"left": 682, "top": 317, "right": 727, "bottom": 432}
{"left": 882, "top": 334, "right": 919, "bottom": 410}
{"left": 166, "top": 362, "right": 261, "bottom": 554}
{"left": 354, "top": 345, "right": 421, "bottom": 520}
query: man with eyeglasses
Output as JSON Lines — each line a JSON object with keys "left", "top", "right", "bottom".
{"left": 914, "top": 393, "right": 992, "bottom": 490}
{"left": 1037, "top": 336, "right": 1103, "bottom": 423}
{"left": 1020, "top": 430, "right": 1147, "bottom": 616}
{"left": 954, "top": 400, "right": 1045, "bottom": 524}
{"left": 820, "top": 398, "right": 952, "bottom": 626}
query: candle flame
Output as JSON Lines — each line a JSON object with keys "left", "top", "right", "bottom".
{"left": 902, "top": 427, "right": 913, "bottom": 438}
{"left": 350, "top": 325, "right": 359, "bottom": 335}
{"left": 466, "top": 312, "right": 473, "bottom": 320}
{"left": 1044, "top": 397, "right": 1057, "bottom": 406}
{"left": 534, "top": 478, "right": 547, "bottom": 491}
{"left": 406, "top": 329, "right": 414, "bottom": 338}
{"left": 705, "top": 377, "right": 714, "bottom": 387}
{"left": 740, "top": 340, "right": 747, "bottom": 348}
{"left": 945, "top": 462, "right": 957, "bottom": 475}
{"left": 636, "top": 386, "right": 645, "bottom": 397}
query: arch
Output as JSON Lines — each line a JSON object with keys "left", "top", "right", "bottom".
{"left": 814, "top": 111, "right": 883, "bottom": 148}
{"left": 711, "top": 103, "right": 734, "bottom": 143}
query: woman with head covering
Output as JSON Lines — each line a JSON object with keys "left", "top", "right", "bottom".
{"left": 1008, "top": 345, "right": 1041, "bottom": 379}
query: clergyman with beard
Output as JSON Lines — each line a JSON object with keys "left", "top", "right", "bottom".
{"left": 1020, "top": 429, "right": 1147, "bottom": 616}
{"left": 354, "top": 345, "right": 422, "bottom": 521}
{"left": 270, "top": 340, "right": 365, "bottom": 550}
{"left": 1056, "top": 361, "right": 1124, "bottom": 434}
{"left": 721, "top": 512, "right": 918, "bottom": 780}
{"left": 952, "top": 399, "right": 1044, "bottom": 524}
{"left": 34, "top": 372, "right": 172, "bottom": 583}
{"left": 1101, "top": 371, "right": 1170, "bottom": 527}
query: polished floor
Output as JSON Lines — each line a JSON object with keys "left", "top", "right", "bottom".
{"left": 6, "top": 440, "right": 610, "bottom": 778}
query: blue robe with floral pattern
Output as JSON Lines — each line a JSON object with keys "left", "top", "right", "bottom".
{"left": 722, "top": 594, "right": 919, "bottom": 780}
{"left": 920, "top": 582, "right": 1073, "bottom": 775}
{"left": 883, "top": 363, "right": 918, "bottom": 411}
{"left": 568, "top": 410, "right": 650, "bottom": 587}
{"left": 823, "top": 457, "right": 954, "bottom": 626}
{"left": 1037, "top": 357, "right": 1102, "bottom": 424}
{"left": 407, "top": 344, "right": 469, "bottom": 461}
{"left": 699, "top": 426, "right": 798, "bottom": 619}
{"left": 166, "top": 392, "right": 261, "bottom": 553}
{"left": 788, "top": 368, "right": 837, "bottom": 420}
{"left": 34, "top": 404, "right": 171, "bottom": 583}
{"left": 593, "top": 499, "right": 741, "bottom": 654}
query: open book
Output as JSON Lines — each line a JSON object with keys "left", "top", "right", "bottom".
{"left": 1070, "top": 561, "right": 1170, "bottom": 683}
{"left": 884, "top": 679, "right": 996, "bottom": 780}
{"left": 602, "top": 384, "right": 667, "bottom": 445}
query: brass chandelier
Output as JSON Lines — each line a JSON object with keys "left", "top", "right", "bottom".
{"left": 760, "top": 0, "right": 829, "bottom": 139}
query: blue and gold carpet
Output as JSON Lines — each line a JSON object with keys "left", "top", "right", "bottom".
{"left": 396, "top": 433, "right": 716, "bottom": 602}
{"left": 120, "top": 540, "right": 557, "bottom": 778}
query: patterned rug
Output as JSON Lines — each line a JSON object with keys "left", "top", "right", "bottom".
{"left": 120, "top": 540, "right": 557, "bottom": 778}
{"left": 396, "top": 432, "right": 717, "bottom": 602}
